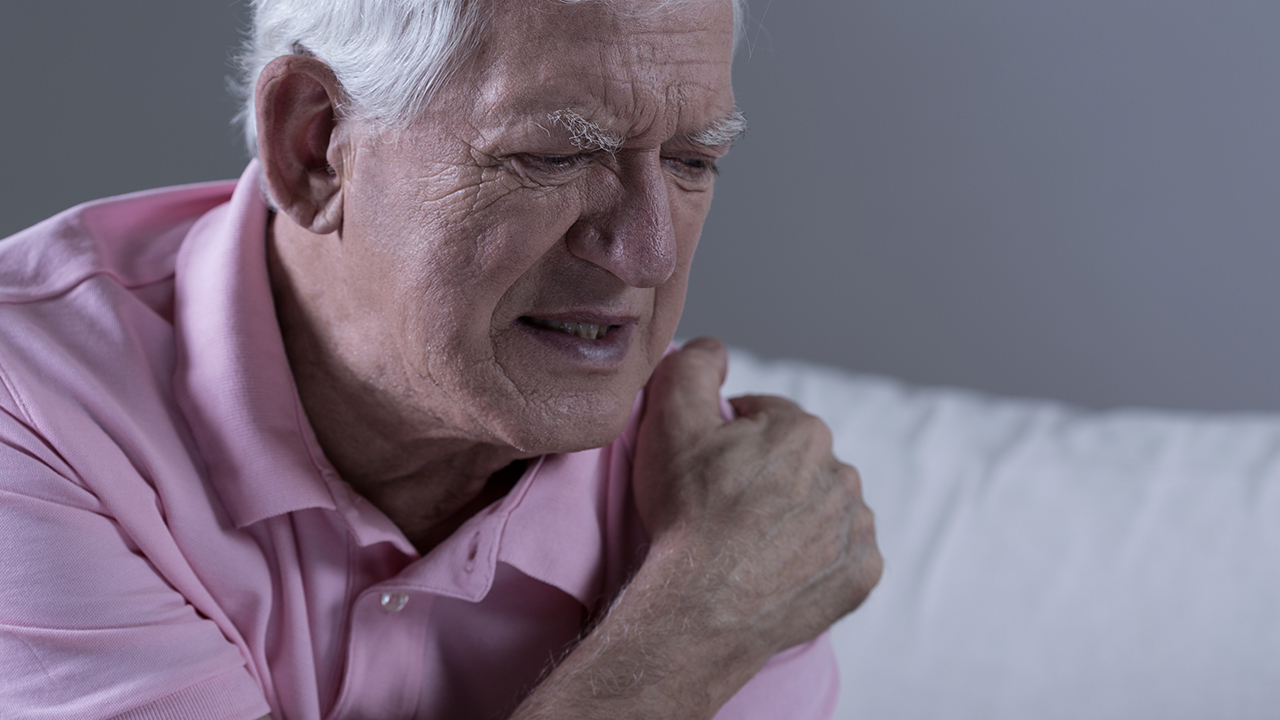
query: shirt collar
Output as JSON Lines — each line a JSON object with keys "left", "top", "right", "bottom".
{"left": 171, "top": 161, "right": 408, "bottom": 543}
{"left": 386, "top": 393, "right": 646, "bottom": 608}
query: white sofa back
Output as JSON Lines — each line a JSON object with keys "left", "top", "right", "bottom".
{"left": 722, "top": 348, "right": 1280, "bottom": 720}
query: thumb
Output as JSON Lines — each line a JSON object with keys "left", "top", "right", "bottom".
{"left": 641, "top": 336, "right": 729, "bottom": 439}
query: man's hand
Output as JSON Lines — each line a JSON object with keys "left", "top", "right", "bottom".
{"left": 511, "top": 337, "right": 881, "bottom": 720}
{"left": 631, "top": 337, "right": 882, "bottom": 658}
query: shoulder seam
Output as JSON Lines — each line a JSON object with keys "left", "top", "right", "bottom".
{"left": 0, "top": 267, "right": 177, "bottom": 308}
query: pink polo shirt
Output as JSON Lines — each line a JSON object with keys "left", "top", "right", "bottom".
{"left": 0, "top": 163, "right": 838, "bottom": 719}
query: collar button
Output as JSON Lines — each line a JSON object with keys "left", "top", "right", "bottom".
{"left": 379, "top": 592, "right": 409, "bottom": 613}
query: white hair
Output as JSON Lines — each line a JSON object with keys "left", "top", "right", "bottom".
{"left": 233, "top": 0, "right": 745, "bottom": 158}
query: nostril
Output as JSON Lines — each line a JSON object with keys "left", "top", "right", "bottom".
{"left": 563, "top": 219, "right": 676, "bottom": 289}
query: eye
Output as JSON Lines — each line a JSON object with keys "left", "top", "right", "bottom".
{"left": 681, "top": 157, "right": 720, "bottom": 176}
{"left": 521, "top": 153, "right": 588, "bottom": 172}
{"left": 662, "top": 154, "right": 721, "bottom": 182}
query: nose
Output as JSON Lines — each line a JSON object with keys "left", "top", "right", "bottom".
{"left": 565, "top": 155, "right": 678, "bottom": 288}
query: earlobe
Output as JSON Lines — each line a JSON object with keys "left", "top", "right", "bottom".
{"left": 256, "top": 55, "right": 346, "bottom": 235}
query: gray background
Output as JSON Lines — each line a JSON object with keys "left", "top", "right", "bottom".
{"left": 3, "top": 1, "right": 1278, "bottom": 412}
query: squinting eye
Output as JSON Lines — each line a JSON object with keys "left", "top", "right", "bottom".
{"left": 683, "top": 158, "right": 720, "bottom": 176}
{"left": 523, "top": 154, "right": 585, "bottom": 171}
{"left": 664, "top": 155, "right": 720, "bottom": 179}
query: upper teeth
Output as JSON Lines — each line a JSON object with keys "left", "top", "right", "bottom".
{"left": 528, "top": 318, "right": 611, "bottom": 340}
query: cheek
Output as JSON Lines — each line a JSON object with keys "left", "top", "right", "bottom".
{"left": 669, "top": 189, "right": 711, "bottom": 289}
{"left": 671, "top": 184, "right": 712, "bottom": 263}
{"left": 415, "top": 202, "right": 593, "bottom": 371}
{"left": 469, "top": 201, "right": 576, "bottom": 287}
{"left": 354, "top": 164, "right": 577, "bottom": 320}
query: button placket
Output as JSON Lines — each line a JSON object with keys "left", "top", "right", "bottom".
{"left": 331, "top": 590, "right": 431, "bottom": 718}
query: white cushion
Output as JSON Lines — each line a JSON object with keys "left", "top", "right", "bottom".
{"left": 722, "top": 348, "right": 1280, "bottom": 720}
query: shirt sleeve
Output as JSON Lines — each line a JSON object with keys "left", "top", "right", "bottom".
{"left": 714, "top": 633, "right": 841, "bottom": 720}
{"left": 0, "top": 400, "right": 270, "bottom": 720}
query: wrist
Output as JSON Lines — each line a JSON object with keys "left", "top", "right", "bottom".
{"left": 510, "top": 537, "right": 772, "bottom": 720}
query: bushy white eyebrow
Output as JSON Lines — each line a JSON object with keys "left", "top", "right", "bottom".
{"left": 546, "top": 106, "right": 748, "bottom": 152}
{"left": 690, "top": 108, "right": 747, "bottom": 148}
{"left": 548, "top": 109, "right": 624, "bottom": 153}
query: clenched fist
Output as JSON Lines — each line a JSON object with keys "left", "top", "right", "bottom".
{"left": 510, "top": 337, "right": 881, "bottom": 720}
{"left": 633, "top": 337, "right": 882, "bottom": 657}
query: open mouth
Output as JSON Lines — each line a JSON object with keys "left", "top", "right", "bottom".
{"left": 523, "top": 317, "right": 618, "bottom": 340}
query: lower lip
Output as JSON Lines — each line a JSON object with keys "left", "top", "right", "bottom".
{"left": 516, "top": 318, "right": 636, "bottom": 369}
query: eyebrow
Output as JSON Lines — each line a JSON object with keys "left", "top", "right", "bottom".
{"left": 547, "top": 109, "right": 624, "bottom": 153}
{"left": 690, "top": 108, "right": 748, "bottom": 148}
{"left": 545, "top": 107, "right": 748, "bottom": 152}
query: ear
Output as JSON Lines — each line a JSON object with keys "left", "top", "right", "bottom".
{"left": 255, "top": 55, "right": 347, "bottom": 235}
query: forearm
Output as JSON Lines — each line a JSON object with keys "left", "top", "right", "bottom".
{"left": 509, "top": 540, "right": 771, "bottom": 720}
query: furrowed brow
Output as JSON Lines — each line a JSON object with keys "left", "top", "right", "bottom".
{"left": 689, "top": 108, "right": 747, "bottom": 148}
{"left": 547, "top": 109, "right": 624, "bottom": 154}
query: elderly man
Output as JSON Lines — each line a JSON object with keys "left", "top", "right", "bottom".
{"left": 0, "top": 0, "right": 880, "bottom": 717}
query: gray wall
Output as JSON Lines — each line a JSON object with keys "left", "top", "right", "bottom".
{"left": 685, "top": 0, "right": 1280, "bottom": 412}
{"left": 0, "top": 1, "right": 252, "bottom": 227}
{"left": 4, "top": 2, "right": 1279, "bottom": 412}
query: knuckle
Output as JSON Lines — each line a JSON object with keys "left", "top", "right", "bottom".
{"left": 759, "top": 394, "right": 802, "bottom": 417}
{"left": 780, "top": 412, "right": 829, "bottom": 448}
{"left": 863, "top": 548, "right": 885, "bottom": 591}
{"left": 764, "top": 393, "right": 800, "bottom": 409}
{"left": 840, "top": 463, "right": 864, "bottom": 495}
{"left": 804, "top": 414, "right": 833, "bottom": 445}
{"left": 853, "top": 502, "right": 877, "bottom": 538}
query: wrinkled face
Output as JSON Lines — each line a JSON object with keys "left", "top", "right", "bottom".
{"left": 332, "top": 0, "right": 737, "bottom": 454}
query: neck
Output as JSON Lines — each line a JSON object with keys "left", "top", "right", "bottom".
{"left": 266, "top": 213, "right": 525, "bottom": 554}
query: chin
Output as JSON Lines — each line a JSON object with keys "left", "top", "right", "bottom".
{"left": 482, "top": 388, "right": 639, "bottom": 457}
